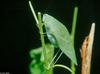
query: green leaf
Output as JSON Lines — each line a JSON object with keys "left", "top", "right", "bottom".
{"left": 29, "top": 44, "right": 54, "bottom": 74}
{"left": 30, "top": 62, "right": 44, "bottom": 74}
{"left": 30, "top": 44, "right": 54, "bottom": 62}
{"left": 30, "top": 47, "right": 42, "bottom": 59}
{"left": 43, "top": 14, "right": 77, "bottom": 65}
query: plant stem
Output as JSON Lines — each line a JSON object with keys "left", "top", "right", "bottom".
{"left": 29, "top": 1, "right": 54, "bottom": 74}
{"left": 38, "top": 12, "right": 47, "bottom": 65}
{"left": 71, "top": 7, "right": 78, "bottom": 74}
{"left": 38, "top": 12, "right": 53, "bottom": 74}
{"left": 71, "top": 7, "right": 78, "bottom": 41}
{"left": 29, "top": 1, "right": 39, "bottom": 26}
{"left": 29, "top": 1, "right": 46, "bottom": 63}
{"left": 53, "top": 64, "right": 74, "bottom": 74}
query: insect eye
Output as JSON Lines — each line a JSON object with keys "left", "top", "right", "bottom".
{"left": 45, "top": 25, "right": 51, "bottom": 31}
{"left": 46, "top": 33, "right": 58, "bottom": 48}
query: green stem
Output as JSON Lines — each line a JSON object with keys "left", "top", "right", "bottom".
{"left": 71, "top": 7, "right": 78, "bottom": 74}
{"left": 29, "top": 1, "right": 46, "bottom": 62}
{"left": 71, "top": 7, "right": 78, "bottom": 41}
{"left": 53, "top": 64, "right": 74, "bottom": 74}
{"left": 29, "top": 1, "right": 39, "bottom": 26}
{"left": 38, "top": 12, "right": 47, "bottom": 64}
{"left": 29, "top": 1, "right": 53, "bottom": 74}
{"left": 38, "top": 12, "right": 53, "bottom": 74}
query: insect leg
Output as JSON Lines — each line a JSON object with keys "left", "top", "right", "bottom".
{"left": 48, "top": 49, "right": 60, "bottom": 67}
{"left": 54, "top": 51, "right": 63, "bottom": 64}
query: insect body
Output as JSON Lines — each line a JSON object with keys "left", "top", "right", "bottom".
{"left": 43, "top": 14, "right": 77, "bottom": 65}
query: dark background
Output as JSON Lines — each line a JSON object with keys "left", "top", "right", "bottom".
{"left": 0, "top": 0, "right": 100, "bottom": 74}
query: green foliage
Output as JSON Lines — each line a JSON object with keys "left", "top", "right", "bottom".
{"left": 29, "top": 44, "right": 54, "bottom": 74}
{"left": 43, "top": 14, "right": 77, "bottom": 65}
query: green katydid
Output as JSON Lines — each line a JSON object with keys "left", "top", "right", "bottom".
{"left": 43, "top": 14, "right": 77, "bottom": 65}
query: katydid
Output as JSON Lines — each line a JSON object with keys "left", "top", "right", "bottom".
{"left": 43, "top": 14, "right": 77, "bottom": 65}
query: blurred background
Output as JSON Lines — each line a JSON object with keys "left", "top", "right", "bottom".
{"left": 0, "top": 0, "right": 100, "bottom": 74}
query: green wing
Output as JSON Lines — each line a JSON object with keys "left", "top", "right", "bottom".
{"left": 43, "top": 14, "right": 77, "bottom": 65}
